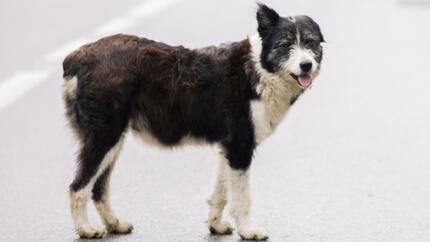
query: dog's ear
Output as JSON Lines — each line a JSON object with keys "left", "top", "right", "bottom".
{"left": 301, "top": 15, "right": 325, "bottom": 43}
{"left": 257, "top": 3, "right": 280, "bottom": 38}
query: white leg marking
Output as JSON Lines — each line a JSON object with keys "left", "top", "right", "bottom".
{"left": 207, "top": 155, "right": 233, "bottom": 234}
{"left": 69, "top": 136, "right": 125, "bottom": 238}
{"left": 70, "top": 190, "right": 106, "bottom": 238}
{"left": 228, "top": 168, "right": 268, "bottom": 240}
{"left": 94, "top": 164, "right": 133, "bottom": 234}
{"left": 95, "top": 197, "right": 134, "bottom": 234}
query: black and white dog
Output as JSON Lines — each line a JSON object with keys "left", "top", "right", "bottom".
{"left": 62, "top": 4, "right": 324, "bottom": 240}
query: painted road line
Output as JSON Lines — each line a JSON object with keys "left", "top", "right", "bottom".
{"left": 0, "top": 70, "right": 51, "bottom": 111}
{"left": 94, "top": 17, "right": 134, "bottom": 36}
{"left": 129, "top": 0, "right": 182, "bottom": 19}
{"left": 44, "top": 37, "right": 91, "bottom": 63}
{"left": 2, "top": 0, "right": 182, "bottom": 112}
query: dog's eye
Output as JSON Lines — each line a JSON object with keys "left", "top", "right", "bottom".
{"left": 277, "top": 43, "right": 292, "bottom": 50}
{"left": 304, "top": 40, "right": 319, "bottom": 49}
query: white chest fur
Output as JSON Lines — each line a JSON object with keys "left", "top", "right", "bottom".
{"left": 249, "top": 35, "right": 302, "bottom": 144}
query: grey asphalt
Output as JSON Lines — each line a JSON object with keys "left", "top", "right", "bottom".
{"left": 1, "top": 0, "right": 430, "bottom": 241}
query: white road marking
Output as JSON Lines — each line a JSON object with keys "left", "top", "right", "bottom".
{"left": 0, "top": 70, "right": 51, "bottom": 111}
{"left": 95, "top": 0, "right": 183, "bottom": 36}
{"left": 94, "top": 17, "right": 134, "bottom": 36}
{"left": 1, "top": 0, "right": 182, "bottom": 112}
{"left": 43, "top": 0, "right": 184, "bottom": 62}
{"left": 129, "top": 0, "right": 182, "bottom": 19}
{"left": 44, "top": 37, "right": 91, "bottom": 62}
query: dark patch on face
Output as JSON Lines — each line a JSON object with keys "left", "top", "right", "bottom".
{"left": 295, "top": 15, "right": 324, "bottom": 63}
{"left": 257, "top": 4, "right": 297, "bottom": 73}
{"left": 256, "top": 4, "right": 324, "bottom": 73}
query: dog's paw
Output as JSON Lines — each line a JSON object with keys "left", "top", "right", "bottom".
{"left": 76, "top": 224, "right": 106, "bottom": 239}
{"left": 238, "top": 226, "right": 268, "bottom": 241}
{"left": 107, "top": 220, "right": 134, "bottom": 234}
{"left": 209, "top": 221, "right": 234, "bottom": 235}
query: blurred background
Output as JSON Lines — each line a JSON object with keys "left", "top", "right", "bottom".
{"left": 1, "top": 0, "right": 430, "bottom": 241}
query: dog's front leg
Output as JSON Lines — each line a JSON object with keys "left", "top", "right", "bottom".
{"left": 228, "top": 167, "right": 268, "bottom": 240}
{"left": 219, "top": 117, "right": 269, "bottom": 240}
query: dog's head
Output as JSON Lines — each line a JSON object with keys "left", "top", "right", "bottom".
{"left": 256, "top": 4, "right": 324, "bottom": 88}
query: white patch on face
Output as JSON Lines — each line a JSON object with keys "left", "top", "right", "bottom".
{"left": 248, "top": 34, "right": 303, "bottom": 144}
{"left": 279, "top": 28, "right": 319, "bottom": 80}
{"left": 282, "top": 45, "right": 319, "bottom": 78}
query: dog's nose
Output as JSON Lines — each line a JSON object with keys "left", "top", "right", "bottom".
{"left": 300, "top": 61, "right": 312, "bottom": 73}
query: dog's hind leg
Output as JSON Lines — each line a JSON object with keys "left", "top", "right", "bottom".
{"left": 207, "top": 154, "right": 234, "bottom": 234}
{"left": 64, "top": 73, "right": 133, "bottom": 238}
{"left": 92, "top": 159, "right": 134, "bottom": 234}
{"left": 69, "top": 135, "right": 125, "bottom": 238}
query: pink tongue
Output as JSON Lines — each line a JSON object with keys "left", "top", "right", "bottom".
{"left": 298, "top": 75, "right": 312, "bottom": 87}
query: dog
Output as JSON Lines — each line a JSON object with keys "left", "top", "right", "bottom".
{"left": 62, "top": 3, "right": 324, "bottom": 240}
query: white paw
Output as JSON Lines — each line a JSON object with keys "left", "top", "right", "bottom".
{"left": 209, "top": 221, "right": 234, "bottom": 235}
{"left": 238, "top": 226, "right": 268, "bottom": 241}
{"left": 76, "top": 224, "right": 106, "bottom": 239}
{"left": 107, "top": 220, "right": 134, "bottom": 234}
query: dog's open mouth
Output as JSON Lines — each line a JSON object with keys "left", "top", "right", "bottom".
{"left": 291, "top": 74, "right": 312, "bottom": 88}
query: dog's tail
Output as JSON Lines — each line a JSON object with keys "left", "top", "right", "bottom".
{"left": 62, "top": 48, "right": 92, "bottom": 79}
{"left": 63, "top": 52, "right": 79, "bottom": 78}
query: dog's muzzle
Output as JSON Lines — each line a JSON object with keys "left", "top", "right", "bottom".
{"left": 290, "top": 73, "right": 313, "bottom": 88}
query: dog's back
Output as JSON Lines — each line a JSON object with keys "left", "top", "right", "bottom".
{"left": 62, "top": 34, "right": 256, "bottom": 147}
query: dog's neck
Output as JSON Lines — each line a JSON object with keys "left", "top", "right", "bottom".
{"left": 248, "top": 34, "right": 304, "bottom": 143}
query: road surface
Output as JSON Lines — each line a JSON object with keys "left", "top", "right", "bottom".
{"left": 1, "top": 0, "right": 430, "bottom": 241}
